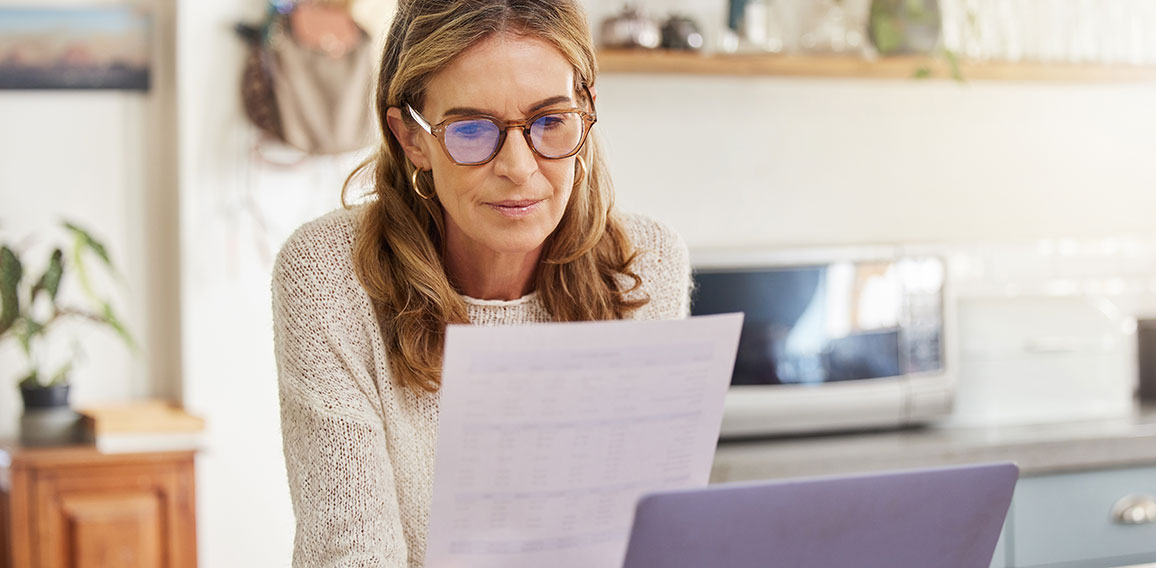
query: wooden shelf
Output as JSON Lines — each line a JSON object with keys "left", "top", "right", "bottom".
{"left": 597, "top": 49, "right": 1156, "bottom": 82}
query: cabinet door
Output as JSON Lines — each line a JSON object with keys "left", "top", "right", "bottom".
{"left": 990, "top": 521, "right": 1008, "bottom": 568}
{"left": 1, "top": 487, "right": 11, "bottom": 568}
{"left": 1012, "top": 465, "right": 1156, "bottom": 567}
{"left": 55, "top": 491, "right": 163, "bottom": 568}
{"left": 32, "top": 460, "right": 195, "bottom": 568}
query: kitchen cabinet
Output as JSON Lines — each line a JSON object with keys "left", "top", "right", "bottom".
{"left": 1007, "top": 465, "right": 1156, "bottom": 568}
{"left": 0, "top": 443, "right": 197, "bottom": 568}
{"left": 992, "top": 526, "right": 1008, "bottom": 568}
{"left": 710, "top": 407, "right": 1156, "bottom": 568}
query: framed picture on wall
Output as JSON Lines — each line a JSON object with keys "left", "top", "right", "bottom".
{"left": 0, "top": 7, "right": 151, "bottom": 91}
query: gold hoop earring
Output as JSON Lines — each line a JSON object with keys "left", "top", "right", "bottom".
{"left": 411, "top": 167, "right": 434, "bottom": 200}
{"left": 574, "top": 155, "right": 587, "bottom": 186}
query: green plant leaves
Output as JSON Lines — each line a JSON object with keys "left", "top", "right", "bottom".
{"left": 0, "top": 245, "right": 22, "bottom": 336}
{"left": 64, "top": 221, "right": 124, "bottom": 319}
{"left": 60, "top": 221, "right": 134, "bottom": 351}
{"left": 942, "top": 48, "right": 963, "bottom": 82}
{"left": 100, "top": 300, "right": 136, "bottom": 351}
{"left": 18, "top": 369, "right": 40, "bottom": 390}
{"left": 63, "top": 221, "right": 115, "bottom": 273}
{"left": 30, "top": 248, "right": 63, "bottom": 304}
{"left": 3, "top": 221, "right": 134, "bottom": 388}
{"left": 48, "top": 362, "right": 72, "bottom": 386}
{"left": 15, "top": 321, "right": 38, "bottom": 355}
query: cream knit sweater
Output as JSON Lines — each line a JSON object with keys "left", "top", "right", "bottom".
{"left": 272, "top": 205, "right": 691, "bottom": 568}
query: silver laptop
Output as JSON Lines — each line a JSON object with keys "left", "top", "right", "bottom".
{"left": 622, "top": 462, "right": 1019, "bottom": 568}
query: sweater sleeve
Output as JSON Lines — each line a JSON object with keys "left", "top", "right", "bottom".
{"left": 621, "top": 213, "right": 693, "bottom": 320}
{"left": 272, "top": 234, "right": 408, "bottom": 568}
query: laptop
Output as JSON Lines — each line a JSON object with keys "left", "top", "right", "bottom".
{"left": 622, "top": 462, "right": 1019, "bottom": 568}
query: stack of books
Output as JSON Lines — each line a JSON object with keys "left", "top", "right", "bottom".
{"left": 77, "top": 400, "right": 205, "bottom": 454}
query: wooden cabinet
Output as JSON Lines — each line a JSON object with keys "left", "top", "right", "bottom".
{"left": 0, "top": 443, "right": 197, "bottom": 568}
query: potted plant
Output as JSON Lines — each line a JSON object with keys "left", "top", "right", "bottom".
{"left": 869, "top": 0, "right": 965, "bottom": 81}
{"left": 0, "top": 221, "right": 134, "bottom": 445}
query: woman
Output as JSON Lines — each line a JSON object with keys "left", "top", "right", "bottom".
{"left": 271, "top": 0, "right": 691, "bottom": 565}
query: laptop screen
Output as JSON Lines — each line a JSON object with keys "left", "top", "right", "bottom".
{"left": 622, "top": 462, "right": 1018, "bottom": 568}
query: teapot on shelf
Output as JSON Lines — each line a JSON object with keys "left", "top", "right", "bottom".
{"left": 599, "top": 5, "right": 661, "bottom": 49}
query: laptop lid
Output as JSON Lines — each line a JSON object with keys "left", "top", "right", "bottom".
{"left": 622, "top": 462, "right": 1019, "bottom": 568}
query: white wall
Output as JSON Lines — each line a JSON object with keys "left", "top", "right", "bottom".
{"left": 0, "top": 0, "right": 179, "bottom": 437}
{"left": 594, "top": 75, "right": 1156, "bottom": 249}
{"left": 176, "top": 2, "right": 370, "bottom": 565}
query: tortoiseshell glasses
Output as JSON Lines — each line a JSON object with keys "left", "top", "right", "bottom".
{"left": 407, "top": 85, "right": 597, "bottom": 166}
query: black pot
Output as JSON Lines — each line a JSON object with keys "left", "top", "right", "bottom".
{"left": 661, "top": 15, "right": 704, "bottom": 51}
{"left": 20, "top": 384, "right": 71, "bottom": 409}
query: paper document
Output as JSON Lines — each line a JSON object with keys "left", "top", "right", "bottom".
{"left": 425, "top": 313, "right": 743, "bottom": 568}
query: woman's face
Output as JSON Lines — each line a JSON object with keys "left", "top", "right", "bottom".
{"left": 389, "top": 33, "right": 589, "bottom": 258}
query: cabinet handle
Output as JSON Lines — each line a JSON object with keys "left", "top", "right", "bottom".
{"left": 1022, "top": 336, "right": 1080, "bottom": 353}
{"left": 1112, "top": 494, "right": 1156, "bottom": 525}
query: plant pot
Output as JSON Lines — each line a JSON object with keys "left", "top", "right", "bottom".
{"left": 19, "top": 384, "right": 83, "bottom": 447}
{"left": 20, "top": 383, "right": 71, "bottom": 409}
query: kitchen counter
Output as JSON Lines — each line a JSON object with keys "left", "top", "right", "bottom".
{"left": 710, "top": 404, "right": 1156, "bottom": 483}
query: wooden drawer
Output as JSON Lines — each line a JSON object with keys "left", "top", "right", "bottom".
{"left": 34, "top": 463, "right": 191, "bottom": 568}
{"left": 1011, "top": 465, "right": 1156, "bottom": 567}
{"left": 0, "top": 444, "right": 197, "bottom": 568}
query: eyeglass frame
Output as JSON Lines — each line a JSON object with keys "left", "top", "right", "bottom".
{"left": 405, "top": 84, "right": 598, "bottom": 166}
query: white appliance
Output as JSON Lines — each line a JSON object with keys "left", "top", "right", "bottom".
{"left": 691, "top": 247, "right": 956, "bottom": 438}
{"left": 948, "top": 295, "right": 1136, "bottom": 427}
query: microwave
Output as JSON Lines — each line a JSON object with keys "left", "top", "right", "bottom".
{"left": 691, "top": 247, "right": 955, "bottom": 438}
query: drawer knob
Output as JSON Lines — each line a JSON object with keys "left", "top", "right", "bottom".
{"left": 1112, "top": 494, "right": 1156, "bottom": 525}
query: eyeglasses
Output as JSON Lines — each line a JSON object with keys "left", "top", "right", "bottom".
{"left": 406, "top": 87, "right": 597, "bottom": 166}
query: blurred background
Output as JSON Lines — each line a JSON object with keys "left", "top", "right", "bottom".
{"left": 3, "top": 0, "right": 1156, "bottom": 566}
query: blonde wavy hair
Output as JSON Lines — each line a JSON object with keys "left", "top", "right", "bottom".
{"left": 342, "top": 0, "right": 648, "bottom": 392}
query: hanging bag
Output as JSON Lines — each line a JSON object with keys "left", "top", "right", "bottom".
{"left": 237, "top": 1, "right": 377, "bottom": 155}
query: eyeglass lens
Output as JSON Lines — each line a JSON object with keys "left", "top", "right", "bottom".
{"left": 442, "top": 112, "right": 585, "bottom": 165}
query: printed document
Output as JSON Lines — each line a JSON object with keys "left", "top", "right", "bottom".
{"left": 424, "top": 313, "right": 743, "bottom": 568}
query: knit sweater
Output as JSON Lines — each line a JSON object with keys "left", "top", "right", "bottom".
{"left": 272, "top": 205, "right": 691, "bottom": 568}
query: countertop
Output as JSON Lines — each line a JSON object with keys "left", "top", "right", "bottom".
{"left": 710, "top": 404, "right": 1156, "bottom": 483}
